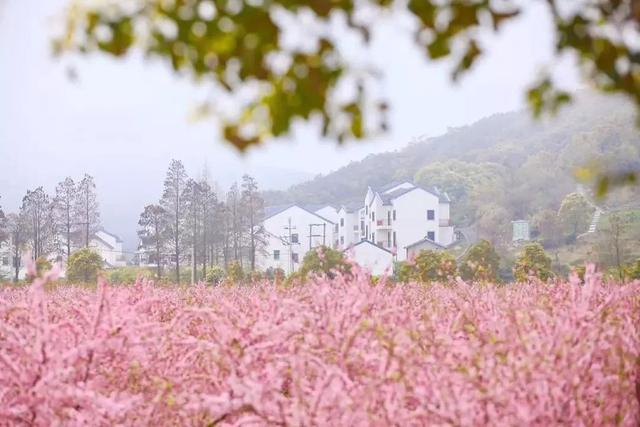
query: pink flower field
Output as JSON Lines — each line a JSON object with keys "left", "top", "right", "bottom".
{"left": 1, "top": 266, "right": 639, "bottom": 426}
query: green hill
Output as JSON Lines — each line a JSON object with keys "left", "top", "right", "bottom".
{"left": 264, "top": 91, "right": 640, "bottom": 272}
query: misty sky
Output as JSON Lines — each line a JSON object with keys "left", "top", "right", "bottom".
{"left": 0, "top": 0, "right": 581, "bottom": 248}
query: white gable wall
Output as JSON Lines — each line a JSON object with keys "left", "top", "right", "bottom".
{"left": 392, "top": 189, "right": 441, "bottom": 261}
{"left": 258, "top": 206, "right": 335, "bottom": 275}
{"left": 346, "top": 242, "right": 393, "bottom": 276}
{"left": 338, "top": 208, "right": 360, "bottom": 249}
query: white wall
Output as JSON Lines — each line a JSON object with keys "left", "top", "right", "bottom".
{"left": 346, "top": 241, "right": 393, "bottom": 276}
{"left": 338, "top": 208, "right": 360, "bottom": 250}
{"left": 314, "top": 206, "right": 340, "bottom": 247}
{"left": 258, "top": 206, "right": 335, "bottom": 275}
{"left": 391, "top": 188, "right": 441, "bottom": 261}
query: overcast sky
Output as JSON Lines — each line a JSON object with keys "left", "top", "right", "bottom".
{"left": 0, "top": 0, "right": 580, "bottom": 247}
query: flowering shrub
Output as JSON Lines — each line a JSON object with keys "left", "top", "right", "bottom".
{"left": 1, "top": 264, "right": 639, "bottom": 426}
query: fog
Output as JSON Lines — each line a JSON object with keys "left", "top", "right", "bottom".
{"left": 0, "top": 0, "right": 580, "bottom": 249}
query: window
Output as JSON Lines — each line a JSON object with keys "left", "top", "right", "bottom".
{"left": 366, "top": 206, "right": 368, "bottom": 215}
{"left": 393, "top": 210, "right": 396, "bottom": 220}
{"left": 387, "top": 211, "right": 391, "bottom": 225}
{"left": 427, "top": 210, "right": 435, "bottom": 220}
{"left": 360, "top": 220, "right": 364, "bottom": 232}
{"left": 427, "top": 231, "right": 435, "bottom": 241}
{"left": 365, "top": 225, "right": 369, "bottom": 238}
{"left": 291, "top": 233, "right": 299, "bottom": 243}
{"left": 371, "top": 232, "right": 375, "bottom": 242}
{"left": 393, "top": 232, "right": 397, "bottom": 247}
{"left": 340, "top": 236, "right": 344, "bottom": 244}
{"left": 340, "top": 218, "right": 344, "bottom": 227}
{"left": 273, "top": 250, "right": 280, "bottom": 260}
{"left": 387, "top": 231, "right": 391, "bottom": 247}
{"left": 1, "top": 257, "right": 7, "bottom": 266}
{"left": 291, "top": 253, "right": 299, "bottom": 263}
{"left": 372, "top": 212, "right": 375, "bottom": 222}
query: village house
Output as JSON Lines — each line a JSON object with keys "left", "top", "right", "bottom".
{"left": 0, "top": 228, "right": 126, "bottom": 281}
{"left": 260, "top": 181, "right": 456, "bottom": 275}
{"left": 256, "top": 204, "right": 337, "bottom": 275}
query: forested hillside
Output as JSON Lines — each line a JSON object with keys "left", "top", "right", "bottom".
{"left": 264, "top": 91, "right": 640, "bottom": 250}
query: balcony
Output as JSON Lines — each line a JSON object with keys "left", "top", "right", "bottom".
{"left": 375, "top": 219, "right": 392, "bottom": 228}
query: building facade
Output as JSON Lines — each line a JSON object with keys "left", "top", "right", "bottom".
{"left": 256, "top": 205, "right": 336, "bottom": 274}
{"left": 260, "top": 181, "right": 456, "bottom": 276}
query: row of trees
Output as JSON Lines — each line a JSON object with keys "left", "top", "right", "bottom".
{"left": 0, "top": 175, "right": 100, "bottom": 280}
{"left": 137, "top": 160, "right": 266, "bottom": 283}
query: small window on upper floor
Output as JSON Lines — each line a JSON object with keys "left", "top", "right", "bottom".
{"left": 427, "top": 231, "right": 435, "bottom": 241}
{"left": 340, "top": 218, "right": 344, "bottom": 227}
{"left": 340, "top": 236, "right": 344, "bottom": 244}
{"left": 291, "top": 253, "right": 299, "bottom": 263}
{"left": 273, "top": 250, "right": 280, "bottom": 260}
{"left": 427, "top": 210, "right": 435, "bottom": 220}
{"left": 372, "top": 212, "right": 375, "bottom": 222}
{"left": 291, "top": 233, "right": 299, "bottom": 244}
{"left": 393, "top": 210, "right": 396, "bottom": 221}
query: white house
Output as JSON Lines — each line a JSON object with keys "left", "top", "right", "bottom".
{"left": 344, "top": 240, "right": 394, "bottom": 276}
{"left": 337, "top": 201, "right": 362, "bottom": 249}
{"left": 358, "top": 181, "right": 454, "bottom": 261}
{"left": 90, "top": 229, "right": 126, "bottom": 268}
{"left": 0, "top": 228, "right": 126, "bottom": 281}
{"left": 257, "top": 205, "right": 336, "bottom": 274}
{"left": 261, "top": 181, "right": 456, "bottom": 276}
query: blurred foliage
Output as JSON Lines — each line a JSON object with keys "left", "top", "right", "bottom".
{"left": 299, "top": 245, "right": 351, "bottom": 280}
{"left": 66, "top": 248, "right": 104, "bottom": 283}
{"left": 226, "top": 260, "right": 245, "bottom": 283}
{"left": 108, "top": 266, "right": 155, "bottom": 284}
{"left": 56, "top": 0, "right": 640, "bottom": 187}
{"left": 459, "top": 239, "right": 500, "bottom": 283}
{"left": 206, "top": 264, "right": 225, "bottom": 284}
{"left": 397, "top": 249, "right": 456, "bottom": 283}
{"left": 513, "top": 242, "right": 553, "bottom": 282}
{"left": 26, "top": 257, "right": 53, "bottom": 284}
{"left": 557, "top": 192, "right": 593, "bottom": 242}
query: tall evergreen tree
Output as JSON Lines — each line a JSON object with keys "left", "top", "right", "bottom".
{"left": 75, "top": 174, "right": 100, "bottom": 247}
{"left": 54, "top": 177, "right": 76, "bottom": 258}
{"left": 137, "top": 204, "right": 169, "bottom": 280}
{"left": 160, "top": 159, "right": 188, "bottom": 283}
{"left": 240, "top": 174, "right": 265, "bottom": 271}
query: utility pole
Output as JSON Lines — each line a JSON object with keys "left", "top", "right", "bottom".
{"left": 284, "top": 217, "right": 296, "bottom": 273}
{"left": 309, "top": 223, "right": 327, "bottom": 250}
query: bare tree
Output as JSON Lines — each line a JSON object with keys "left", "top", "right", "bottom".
{"left": 6, "top": 213, "right": 27, "bottom": 281}
{"left": 198, "top": 179, "right": 217, "bottom": 277}
{"left": 160, "top": 159, "right": 188, "bottom": 283}
{"left": 137, "top": 204, "right": 169, "bottom": 279}
{"left": 54, "top": 177, "right": 76, "bottom": 258}
{"left": 75, "top": 174, "right": 100, "bottom": 247}
{"left": 226, "top": 183, "right": 242, "bottom": 266}
{"left": 183, "top": 178, "right": 203, "bottom": 283}
{"left": 598, "top": 212, "right": 629, "bottom": 281}
{"left": 241, "top": 174, "right": 265, "bottom": 271}
{"left": 21, "top": 187, "right": 56, "bottom": 260}
{"left": 0, "top": 198, "right": 7, "bottom": 245}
